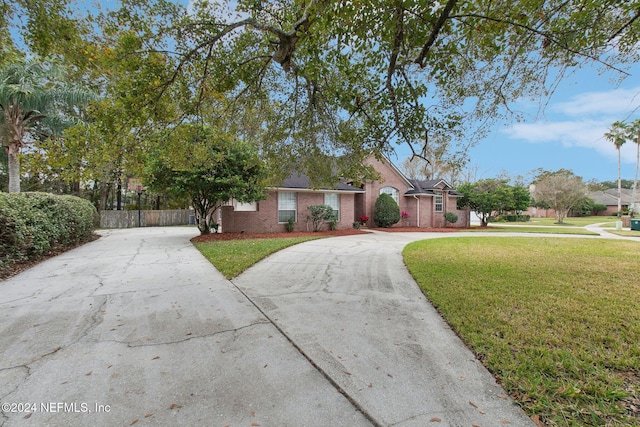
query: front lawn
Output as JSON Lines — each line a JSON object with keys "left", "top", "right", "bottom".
{"left": 404, "top": 237, "right": 640, "bottom": 426}
{"left": 471, "top": 225, "right": 599, "bottom": 235}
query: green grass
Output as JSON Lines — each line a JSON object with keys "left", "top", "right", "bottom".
{"left": 404, "top": 237, "right": 640, "bottom": 426}
{"left": 470, "top": 225, "right": 599, "bottom": 235}
{"left": 525, "top": 216, "right": 619, "bottom": 227}
{"left": 193, "top": 236, "right": 321, "bottom": 279}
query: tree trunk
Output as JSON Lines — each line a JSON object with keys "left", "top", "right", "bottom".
{"left": 632, "top": 133, "right": 639, "bottom": 216}
{"left": 617, "top": 148, "right": 622, "bottom": 215}
{"left": 7, "top": 148, "right": 20, "bottom": 193}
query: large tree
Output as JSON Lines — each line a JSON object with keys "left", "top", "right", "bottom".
{"left": 531, "top": 169, "right": 587, "bottom": 224}
{"left": 89, "top": 0, "right": 640, "bottom": 184}
{"left": 0, "top": 60, "right": 95, "bottom": 193}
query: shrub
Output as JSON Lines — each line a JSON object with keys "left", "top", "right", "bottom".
{"left": 0, "top": 192, "right": 97, "bottom": 273}
{"left": 444, "top": 212, "right": 458, "bottom": 226}
{"left": 285, "top": 217, "right": 295, "bottom": 232}
{"left": 307, "top": 205, "right": 336, "bottom": 232}
{"left": 373, "top": 193, "right": 400, "bottom": 228}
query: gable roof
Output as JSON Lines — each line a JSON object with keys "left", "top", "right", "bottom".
{"left": 405, "top": 179, "right": 461, "bottom": 197}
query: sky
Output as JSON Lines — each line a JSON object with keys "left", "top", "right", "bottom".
{"left": 418, "top": 64, "right": 640, "bottom": 184}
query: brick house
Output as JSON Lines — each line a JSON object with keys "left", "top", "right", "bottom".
{"left": 220, "top": 155, "right": 470, "bottom": 233}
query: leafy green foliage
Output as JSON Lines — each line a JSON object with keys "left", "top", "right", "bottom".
{"left": 373, "top": 193, "right": 400, "bottom": 228}
{"left": 0, "top": 192, "right": 97, "bottom": 273}
{"left": 457, "top": 179, "right": 530, "bottom": 226}
{"left": 0, "top": 60, "right": 96, "bottom": 193}
{"left": 145, "top": 126, "right": 267, "bottom": 235}
{"left": 443, "top": 211, "right": 458, "bottom": 225}
{"left": 307, "top": 204, "right": 336, "bottom": 232}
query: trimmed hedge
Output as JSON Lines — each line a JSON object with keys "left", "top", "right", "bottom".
{"left": 0, "top": 192, "right": 98, "bottom": 273}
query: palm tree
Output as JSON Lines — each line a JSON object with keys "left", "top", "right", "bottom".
{"left": 629, "top": 119, "right": 640, "bottom": 216}
{"left": 604, "top": 121, "right": 628, "bottom": 216}
{"left": 0, "top": 60, "right": 95, "bottom": 193}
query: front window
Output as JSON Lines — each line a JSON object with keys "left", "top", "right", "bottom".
{"left": 435, "top": 192, "right": 443, "bottom": 212}
{"left": 380, "top": 186, "right": 399, "bottom": 204}
{"left": 278, "top": 192, "right": 297, "bottom": 222}
{"left": 324, "top": 193, "right": 340, "bottom": 221}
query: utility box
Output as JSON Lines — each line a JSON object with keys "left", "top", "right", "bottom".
{"left": 630, "top": 219, "right": 640, "bottom": 231}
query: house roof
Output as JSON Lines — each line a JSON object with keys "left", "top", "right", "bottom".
{"left": 405, "top": 179, "right": 462, "bottom": 197}
{"left": 277, "top": 172, "right": 364, "bottom": 192}
{"left": 590, "top": 188, "right": 635, "bottom": 206}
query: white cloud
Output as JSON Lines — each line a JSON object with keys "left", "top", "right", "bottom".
{"left": 552, "top": 86, "right": 640, "bottom": 117}
{"left": 504, "top": 85, "right": 640, "bottom": 164}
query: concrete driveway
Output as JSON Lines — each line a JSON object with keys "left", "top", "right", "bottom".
{"left": 1, "top": 227, "right": 533, "bottom": 426}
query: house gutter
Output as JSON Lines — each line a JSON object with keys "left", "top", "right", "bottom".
{"left": 413, "top": 195, "right": 420, "bottom": 227}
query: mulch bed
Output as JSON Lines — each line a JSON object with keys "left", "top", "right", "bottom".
{"left": 190, "top": 228, "right": 369, "bottom": 242}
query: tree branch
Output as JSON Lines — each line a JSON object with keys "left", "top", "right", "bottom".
{"left": 414, "top": 0, "right": 458, "bottom": 67}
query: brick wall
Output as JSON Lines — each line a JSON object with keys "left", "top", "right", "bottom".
{"left": 221, "top": 190, "right": 358, "bottom": 233}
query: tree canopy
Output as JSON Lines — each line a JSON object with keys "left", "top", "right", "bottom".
{"left": 144, "top": 125, "right": 267, "bottom": 234}
{"left": 3, "top": 0, "right": 640, "bottom": 200}
{"left": 457, "top": 179, "right": 530, "bottom": 226}
{"left": 531, "top": 169, "right": 587, "bottom": 223}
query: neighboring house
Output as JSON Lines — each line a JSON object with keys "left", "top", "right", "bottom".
{"left": 221, "top": 155, "right": 470, "bottom": 233}
{"left": 590, "top": 188, "right": 637, "bottom": 215}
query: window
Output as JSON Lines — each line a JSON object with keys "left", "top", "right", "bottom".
{"left": 380, "top": 186, "right": 399, "bottom": 204}
{"left": 435, "top": 192, "right": 443, "bottom": 212}
{"left": 235, "top": 201, "right": 258, "bottom": 212}
{"left": 324, "top": 193, "right": 340, "bottom": 221}
{"left": 278, "top": 192, "right": 297, "bottom": 223}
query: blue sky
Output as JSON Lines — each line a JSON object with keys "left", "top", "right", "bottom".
{"left": 446, "top": 64, "right": 640, "bottom": 184}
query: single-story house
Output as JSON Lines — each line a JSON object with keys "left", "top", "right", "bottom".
{"left": 220, "top": 155, "right": 470, "bottom": 233}
{"left": 590, "top": 188, "right": 638, "bottom": 216}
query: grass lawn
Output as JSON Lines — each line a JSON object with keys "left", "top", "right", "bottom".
{"left": 193, "top": 236, "right": 321, "bottom": 279}
{"left": 471, "top": 225, "right": 600, "bottom": 235}
{"left": 526, "top": 216, "right": 619, "bottom": 227}
{"left": 404, "top": 237, "right": 640, "bottom": 426}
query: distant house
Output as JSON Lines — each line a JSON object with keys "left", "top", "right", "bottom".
{"left": 220, "top": 155, "right": 470, "bottom": 233}
{"left": 590, "top": 188, "right": 637, "bottom": 215}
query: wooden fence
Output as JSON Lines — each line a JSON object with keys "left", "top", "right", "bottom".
{"left": 99, "top": 209, "right": 193, "bottom": 229}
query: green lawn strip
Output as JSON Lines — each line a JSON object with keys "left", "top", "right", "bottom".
{"left": 470, "top": 226, "right": 599, "bottom": 235}
{"left": 527, "top": 217, "right": 620, "bottom": 227}
{"left": 403, "top": 237, "right": 640, "bottom": 426}
{"left": 193, "top": 236, "right": 321, "bottom": 279}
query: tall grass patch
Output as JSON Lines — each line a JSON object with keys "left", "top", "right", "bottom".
{"left": 194, "top": 237, "right": 320, "bottom": 279}
{"left": 404, "top": 237, "right": 640, "bottom": 426}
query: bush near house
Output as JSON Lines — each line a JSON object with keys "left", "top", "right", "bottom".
{"left": 0, "top": 192, "right": 98, "bottom": 274}
{"left": 373, "top": 193, "right": 400, "bottom": 228}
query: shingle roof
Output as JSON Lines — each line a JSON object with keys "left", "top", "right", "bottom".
{"left": 590, "top": 188, "right": 636, "bottom": 205}
{"left": 279, "top": 172, "right": 364, "bottom": 192}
